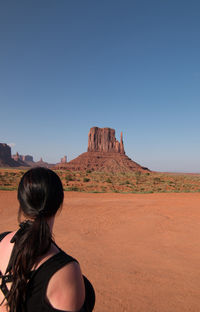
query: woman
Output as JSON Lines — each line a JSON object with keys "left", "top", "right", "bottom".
{"left": 0, "top": 167, "right": 95, "bottom": 312}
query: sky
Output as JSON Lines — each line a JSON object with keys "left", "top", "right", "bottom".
{"left": 0, "top": 0, "right": 200, "bottom": 172}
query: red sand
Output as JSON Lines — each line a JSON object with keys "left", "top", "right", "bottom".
{"left": 1, "top": 191, "right": 200, "bottom": 312}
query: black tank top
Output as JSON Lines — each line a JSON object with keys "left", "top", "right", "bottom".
{"left": 0, "top": 232, "right": 95, "bottom": 312}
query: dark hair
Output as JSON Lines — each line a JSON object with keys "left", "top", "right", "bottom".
{"left": 7, "top": 167, "right": 64, "bottom": 312}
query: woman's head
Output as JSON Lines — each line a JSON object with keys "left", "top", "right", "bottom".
{"left": 18, "top": 167, "right": 64, "bottom": 221}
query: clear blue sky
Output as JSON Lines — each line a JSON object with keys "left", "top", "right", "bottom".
{"left": 0, "top": 0, "right": 200, "bottom": 172}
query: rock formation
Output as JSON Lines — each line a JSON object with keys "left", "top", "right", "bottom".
{"left": 55, "top": 127, "right": 149, "bottom": 172}
{"left": 61, "top": 156, "right": 67, "bottom": 163}
{"left": 12, "top": 152, "right": 34, "bottom": 166}
{"left": 88, "top": 127, "right": 125, "bottom": 154}
{"left": 0, "top": 144, "right": 12, "bottom": 162}
{"left": 30, "top": 157, "right": 54, "bottom": 168}
{"left": 0, "top": 144, "right": 24, "bottom": 167}
{"left": 12, "top": 153, "right": 34, "bottom": 163}
{"left": 22, "top": 155, "right": 34, "bottom": 162}
{"left": 12, "top": 152, "right": 55, "bottom": 168}
{"left": 0, "top": 144, "right": 53, "bottom": 168}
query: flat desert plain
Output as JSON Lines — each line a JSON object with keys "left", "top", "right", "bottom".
{"left": 0, "top": 191, "right": 200, "bottom": 312}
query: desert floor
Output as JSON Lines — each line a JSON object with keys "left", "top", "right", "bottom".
{"left": 0, "top": 191, "right": 200, "bottom": 312}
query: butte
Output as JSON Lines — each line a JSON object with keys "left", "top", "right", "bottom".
{"left": 56, "top": 127, "right": 150, "bottom": 172}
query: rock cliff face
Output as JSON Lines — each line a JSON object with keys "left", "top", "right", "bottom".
{"left": 0, "top": 144, "right": 22, "bottom": 167}
{"left": 12, "top": 153, "right": 33, "bottom": 163}
{"left": 0, "top": 144, "right": 54, "bottom": 168}
{"left": 0, "top": 144, "right": 11, "bottom": 162}
{"left": 88, "top": 127, "right": 125, "bottom": 154}
{"left": 56, "top": 127, "right": 149, "bottom": 172}
{"left": 22, "top": 155, "right": 33, "bottom": 162}
{"left": 61, "top": 156, "right": 67, "bottom": 163}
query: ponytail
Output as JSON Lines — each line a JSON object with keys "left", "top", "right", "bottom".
{"left": 7, "top": 218, "right": 52, "bottom": 312}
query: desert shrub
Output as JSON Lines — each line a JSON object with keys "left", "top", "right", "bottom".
{"left": 101, "top": 186, "right": 106, "bottom": 192}
{"left": 83, "top": 177, "right": 90, "bottom": 182}
{"left": 153, "top": 177, "right": 161, "bottom": 184}
{"left": 65, "top": 186, "right": 80, "bottom": 191}
{"left": 70, "top": 186, "right": 79, "bottom": 191}
{"left": 0, "top": 186, "right": 16, "bottom": 191}
{"left": 105, "top": 178, "right": 112, "bottom": 183}
{"left": 167, "top": 181, "right": 174, "bottom": 185}
{"left": 9, "top": 172, "right": 17, "bottom": 176}
{"left": 65, "top": 173, "right": 74, "bottom": 182}
{"left": 135, "top": 171, "right": 142, "bottom": 184}
{"left": 89, "top": 190, "right": 101, "bottom": 193}
{"left": 86, "top": 169, "right": 92, "bottom": 174}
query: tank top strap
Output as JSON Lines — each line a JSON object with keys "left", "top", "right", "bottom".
{"left": 30, "top": 250, "right": 78, "bottom": 289}
{"left": 0, "top": 232, "right": 11, "bottom": 242}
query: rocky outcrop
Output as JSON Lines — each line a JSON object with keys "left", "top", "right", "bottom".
{"left": 56, "top": 127, "right": 149, "bottom": 172}
{"left": 88, "top": 127, "right": 125, "bottom": 154}
{"left": 61, "top": 156, "right": 67, "bottom": 163}
{"left": 12, "top": 153, "right": 54, "bottom": 168}
{"left": 0, "top": 144, "right": 12, "bottom": 162}
{"left": 12, "top": 152, "right": 32, "bottom": 167}
{"left": 0, "top": 144, "right": 54, "bottom": 168}
{"left": 33, "top": 158, "right": 54, "bottom": 168}
{"left": 22, "top": 155, "right": 34, "bottom": 162}
{"left": 0, "top": 144, "right": 23, "bottom": 167}
{"left": 12, "top": 153, "right": 34, "bottom": 163}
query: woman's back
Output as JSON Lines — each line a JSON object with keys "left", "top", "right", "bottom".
{"left": 0, "top": 231, "right": 86, "bottom": 312}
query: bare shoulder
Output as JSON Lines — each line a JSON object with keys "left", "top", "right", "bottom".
{"left": 0, "top": 305, "right": 9, "bottom": 312}
{"left": 0, "top": 231, "right": 16, "bottom": 246}
{"left": 0, "top": 231, "right": 16, "bottom": 270}
{"left": 46, "top": 260, "right": 85, "bottom": 311}
{"left": 0, "top": 231, "right": 16, "bottom": 255}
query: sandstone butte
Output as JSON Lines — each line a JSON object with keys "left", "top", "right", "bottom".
{"left": 0, "top": 143, "right": 23, "bottom": 167}
{"left": 0, "top": 143, "right": 53, "bottom": 168}
{"left": 56, "top": 127, "right": 149, "bottom": 172}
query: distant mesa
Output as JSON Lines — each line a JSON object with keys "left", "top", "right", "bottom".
{"left": 0, "top": 143, "right": 53, "bottom": 168}
{"left": 12, "top": 152, "right": 34, "bottom": 167}
{"left": 0, "top": 144, "right": 25, "bottom": 167}
{"left": 56, "top": 127, "right": 149, "bottom": 172}
{"left": 1, "top": 127, "right": 149, "bottom": 172}
{"left": 12, "top": 152, "right": 34, "bottom": 163}
{"left": 34, "top": 157, "right": 54, "bottom": 168}
{"left": 61, "top": 155, "right": 67, "bottom": 163}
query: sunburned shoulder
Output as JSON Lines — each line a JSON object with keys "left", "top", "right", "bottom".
{"left": 46, "top": 261, "right": 85, "bottom": 311}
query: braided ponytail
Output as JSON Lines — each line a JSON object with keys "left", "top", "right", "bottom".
{"left": 6, "top": 167, "right": 64, "bottom": 312}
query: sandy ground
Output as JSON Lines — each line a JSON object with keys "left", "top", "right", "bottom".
{"left": 0, "top": 191, "right": 200, "bottom": 312}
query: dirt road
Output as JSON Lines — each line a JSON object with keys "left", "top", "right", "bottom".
{"left": 0, "top": 191, "right": 200, "bottom": 312}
